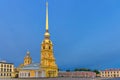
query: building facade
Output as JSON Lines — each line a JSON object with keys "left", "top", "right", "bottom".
{"left": 0, "top": 61, "right": 14, "bottom": 78}
{"left": 19, "top": 63, "right": 45, "bottom": 78}
{"left": 40, "top": 2, "right": 58, "bottom": 77}
{"left": 58, "top": 71, "right": 96, "bottom": 78}
{"left": 18, "top": 51, "right": 42, "bottom": 78}
{"left": 100, "top": 69, "right": 120, "bottom": 78}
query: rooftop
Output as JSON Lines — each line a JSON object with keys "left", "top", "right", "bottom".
{"left": 21, "top": 63, "right": 40, "bottom": 70}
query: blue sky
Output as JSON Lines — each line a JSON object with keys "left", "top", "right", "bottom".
{"left": 0, "top": 0, "right": 120, "bottom": 70}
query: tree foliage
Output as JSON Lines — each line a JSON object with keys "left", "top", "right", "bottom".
{"left": 74, "top": 68, "right": 91, "bottom": 71}
{"left": 93, "top": 70, "right": 100, "bottom": 74}
{"left": 66, "top": 69, "right": 70, "bottom": 72}
{"left": 74, "top": 68, "right": 100, "bottom": 74}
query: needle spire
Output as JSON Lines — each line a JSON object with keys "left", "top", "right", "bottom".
{"left": 46, "top": 2, "right": 48, "bottom": 31}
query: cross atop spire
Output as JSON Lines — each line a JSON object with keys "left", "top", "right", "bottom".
{"left": 46, "top": 1, "right": 48, "bottom": 31}
{"left": 26, "top": 50, "right": 30, "bottom": 56}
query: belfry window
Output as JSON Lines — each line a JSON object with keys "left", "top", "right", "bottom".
{"left": 43, "top": 46, "right": 45, "bottom": 49}
{"left": 49, "top": 46, "right": 51, "bottom": 49}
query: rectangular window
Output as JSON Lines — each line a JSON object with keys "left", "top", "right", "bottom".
{"left": 10, "top": 73, "right": 11, "bottom": 76}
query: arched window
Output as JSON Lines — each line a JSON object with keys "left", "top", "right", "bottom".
{"left": 28, "top": 73, "right": 30, "bottom": 76}
{"left": 43, "top": 46, "right": 45, "bottom": 49}
{"left": 49, "top": 46, "right": 51, "bottom": 49}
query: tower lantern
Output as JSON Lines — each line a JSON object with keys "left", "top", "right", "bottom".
{"left": 24, "top": 50, "right": 32, "bottom": 66}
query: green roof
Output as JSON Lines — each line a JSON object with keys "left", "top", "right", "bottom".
{"left": 21, "top": 63, "right": 40, "bottom": 70}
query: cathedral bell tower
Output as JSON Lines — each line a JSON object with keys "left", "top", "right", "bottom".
{"left": 40, "top": 2, "right": 58, "bottom": 77}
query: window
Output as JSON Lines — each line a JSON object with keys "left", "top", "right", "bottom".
{"left": 28, "top": 73, "right": 30, "bottom": 76}
{"left": 10, "top": 69, "right": 11, "bottom": 72}
{"left": 43, "top": 46, "right": 45, "bottom": 49}
{"left": 7, "top": 69, "right": 9, "bottom": 72}
{"left": 25, "top": 73, "right": 26, "bottom": 76}
{"left": 49, "top": 46, "right": 51, "bottom": 49}
{"left": 1, "top": 68, "right": 3, "bottom": 72}
{"left": 1, "top": 64, "right": 3, "bottom": 67}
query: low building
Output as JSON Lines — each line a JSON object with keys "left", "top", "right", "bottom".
{"left": 58, "top": 71, "right": 96, "bottom": 78}
{"left": 100, "top": 69, "right": 120, "bottom": 78}
{"left": 19, "top": 63, "right": 45, "bottom": 78}
{"left": 0, "top": 61, "right": 14, "bottom": 78}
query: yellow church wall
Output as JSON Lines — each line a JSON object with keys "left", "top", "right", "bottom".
{"left": 30, "top": 70, "right": 36, "bottom": 77}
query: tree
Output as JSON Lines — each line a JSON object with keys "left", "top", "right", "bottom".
{"left": 66, "top": 69, "right": 70, "bottom": 72}
{"left": 74, "top": 68, "right": 91, "bottom": 71}
{"left": 93, "top": 70, "right": 100, "bottom": 74}
{"left": 74, "top": 68, "right": 80, "bottom": 71}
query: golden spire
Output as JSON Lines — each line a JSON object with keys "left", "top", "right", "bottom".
{"left": 44, "top": 1, "right": 50, "bottom": 38}
{"left": 46, "top": 1, "right": 48, "bottom": 31}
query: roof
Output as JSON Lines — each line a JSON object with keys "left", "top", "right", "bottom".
{"left": 100, "top": 69, "right": 120, "bottom": 71}
{"left": 0, "top": 60, "right": 13, "bottom": 64}
{"left": 21, "top": 63, "right": 40, "bottom": 70}
{"left": 59, "top": 71, "right": 96, "bottom": 73}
